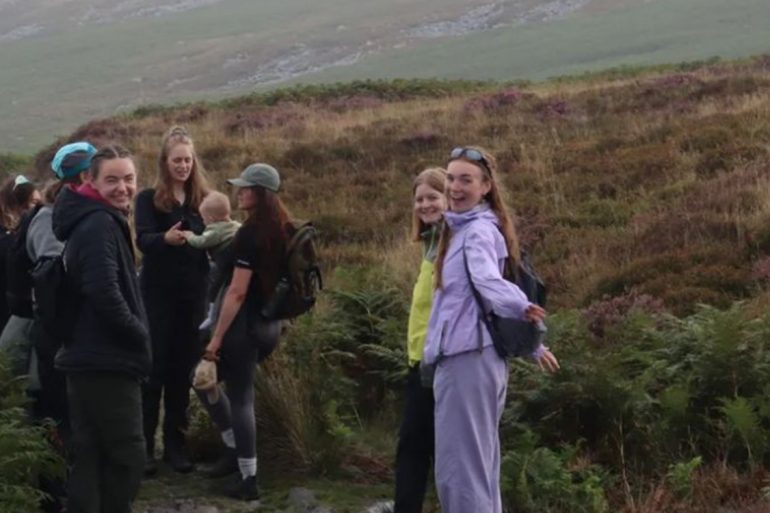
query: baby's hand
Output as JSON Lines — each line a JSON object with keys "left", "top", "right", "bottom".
{"left": 181, "top": 230, "right": 194, "bottom": 239}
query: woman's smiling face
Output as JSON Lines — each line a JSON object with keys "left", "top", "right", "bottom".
{"left": 446, "top": 159, "right": 490, "bottom": 212}
{"left": 414, "top": 183, "right": 446, "bottom": 226}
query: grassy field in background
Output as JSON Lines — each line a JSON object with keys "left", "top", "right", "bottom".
{"left": 301, "top": 0, "right": 770, "bottom": 83}
{"left": 0, "top": 0, "right": 481, "bottom": 152}
{"left": 1, "top": 0, "right": 770, "bottom": 153}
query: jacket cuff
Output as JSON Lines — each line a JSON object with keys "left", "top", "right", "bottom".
{"left": 529, "top": 344, "right": 547, "bottom": 362}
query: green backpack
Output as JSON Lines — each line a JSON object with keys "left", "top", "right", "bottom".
{"left": 260, "top": 221, "right": 322, "bottom": 320}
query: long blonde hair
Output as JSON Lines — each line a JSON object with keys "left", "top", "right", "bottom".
{"left": 410, "top": 167, "right": 447, "bottom": 242}
{"left": 434, "top": 146, "right": 520, "bottom": 289}
{"left": 153, "top": 126, "right": 209, "bottom": 213}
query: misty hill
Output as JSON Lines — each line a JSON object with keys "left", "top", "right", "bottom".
{"left": 1, "top": 0, "right": 769, "bottom": 152}
{"left": 21, "top": 56, "right": 770, "bottom": 316}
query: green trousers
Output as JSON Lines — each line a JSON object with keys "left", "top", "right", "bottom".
{"left": 66, "top": 372, "right": 145, "bottom": 513}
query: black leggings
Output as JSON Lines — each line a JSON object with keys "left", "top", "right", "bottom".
{"left": 394, "top": 365, "right": 435, "bottom": 513}
{"left": 196, "top": 309, "right": 280, "bottom": 459}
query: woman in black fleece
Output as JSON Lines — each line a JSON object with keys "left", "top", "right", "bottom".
{"left": 52, "top": 145, "right": 150, "bottom": 513}
{"left": 135, "top": 126, "right": 210, "bottom": 475}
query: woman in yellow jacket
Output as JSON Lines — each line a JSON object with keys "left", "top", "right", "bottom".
{"left": 393, "top": 167, "right": 446, "bottom": 513}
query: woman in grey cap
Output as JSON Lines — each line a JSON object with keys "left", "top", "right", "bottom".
{"left": 198, "top": 162, "right": 287, "bottom": 501}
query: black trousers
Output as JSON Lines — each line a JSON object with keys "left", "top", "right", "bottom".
{"left": 31, "top": 321, "right": 70, "bottom": 513}
{"left": 141, "top": 290, "right": 205, "bottom": 453}
{"left": 394, "top": 365, "right": 435, "bottom": 513}
{"left": 66, "top": 372, "right": 145, "bottom": 513}
{"left": 31, "top": 321, "right": 69, "bottom": 437}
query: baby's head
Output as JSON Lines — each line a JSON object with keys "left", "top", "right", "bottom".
{"left": 200, "top": 191, "right": 232, "bottom": 225}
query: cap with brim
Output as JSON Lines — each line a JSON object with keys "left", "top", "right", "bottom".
{"left": 226, "top": 163, "right": 280, "bottom": 192}
{"left": 51, "top": 142, "right": 97, "bottom": 180}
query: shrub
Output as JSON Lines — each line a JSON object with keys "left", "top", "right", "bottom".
{"left": 223, "top": 104, "right": 306, "bottom": 135}
{"left": 583, "top": 290, "right": 666, "bottom": 340}
{"left": 500, "top": 430, "right": 609, "bottom": 513}
{"left": 0, "top": 153, "right": 31, "bottom": 176}
{"left": 666, "top": 456, "right": 702, "bottom": 499}
{"left": 0, "top": 355, "right": 65, "bottom": 512}
{"left": 463, "top": 88, "right": 527, "bottom": 112}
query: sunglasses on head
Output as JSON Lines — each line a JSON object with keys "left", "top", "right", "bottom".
{"left": 449, "top": 147, "right": 491, "bottom": 174}
{"left": 12, "top": 175, "right": 30, "bottom": 191}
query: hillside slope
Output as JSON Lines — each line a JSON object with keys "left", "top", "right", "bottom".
{"left": 26, "top": 56, "right": 770, "bottom": 315}
{"left": 1, "top": 0, "right": 769, "bottom": 151}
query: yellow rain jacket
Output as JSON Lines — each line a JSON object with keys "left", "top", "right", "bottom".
{"left": 407, "top": 224, "right": 440, "bottom": 366}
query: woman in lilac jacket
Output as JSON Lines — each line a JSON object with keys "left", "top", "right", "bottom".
{"left": 422, "top": 146, "right": 559, "bottom": 513}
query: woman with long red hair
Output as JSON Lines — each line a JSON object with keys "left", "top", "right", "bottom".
{"left": 199, "top": 163, "right": 288, "bottom": 500}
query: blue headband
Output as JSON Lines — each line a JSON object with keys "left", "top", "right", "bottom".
{"left": 51, "top": 142, "right": 97, "bottom": 179}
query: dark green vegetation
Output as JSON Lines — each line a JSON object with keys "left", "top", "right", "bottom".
{"left": 6, "top": 55, "right": 770, "bottom": 511}
{"left": 0, "top": 356, "right": 64, "bottom": 513}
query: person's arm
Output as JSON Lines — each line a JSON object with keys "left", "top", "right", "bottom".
{"left": 465, "top": 226, "right": 556, "bottom": 370}
{"left": 78, "top": 215, "right": 147, "bottom": 343}
{"left": 184, "top": 227, "right": 225, "bottom": 249}
{"left": 464, "top": 226, "right": 540, "bottom": 321}
{"left": 26, "top": 209, "right": 64, "bottom": 261}
{"left": 135, "top": 189, "right": 185, "bottom": 253}
{"left": 530, "top": 343, "right": 559, "bottom": 373}
{"left": 204, "top": 267, "right": 251, "bottom": 360}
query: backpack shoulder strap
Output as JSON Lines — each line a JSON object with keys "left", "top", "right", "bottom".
{"left": 461, "top": 238, "right": 495, "bottom": 353}
{"left": 285, "top": 221, "right": 315, "bottom": 254}
{"left": 461, "top": 240, "right": 487, "bottom": 314}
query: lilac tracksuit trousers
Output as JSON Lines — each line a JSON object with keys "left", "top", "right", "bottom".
{"left": 434, "top": 345, "right": 507, "bottom": 513}
{"left": 423, "top": 204, "right": 539, "bottom": 513}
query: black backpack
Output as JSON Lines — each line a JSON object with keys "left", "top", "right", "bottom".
{"left": 0, "top": 229, "right": 13, "bottom": 326}
{"left": 464, "top": 245, "right": 548, "bottom": 360}
{"left": 31, "top": 244, "right": 77, "bottom": 342}
{"left": 259, "top": 221, "right": 322, "bottom": 320}
{"left": 504, "top": 250, "right": 547, "bottom": 308}
{"left": 6, "top": 204, "right": 43, "bottom": 318}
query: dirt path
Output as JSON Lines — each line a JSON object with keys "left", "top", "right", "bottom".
{"left": 133, "top": 465, "right": 396, "bottom": 513}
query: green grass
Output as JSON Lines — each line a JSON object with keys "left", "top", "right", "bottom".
{"left": 299, "top": 0, "right": 770, "bottom": 84}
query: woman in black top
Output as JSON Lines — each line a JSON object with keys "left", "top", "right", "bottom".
{"left": 198, "top": 163, "right": 287, "bottom": 501}
{"left": 135, "top": 126, "right": 210, "bottom": 475}
{"left": 52, "top": 144, "right": 150, "bottom": 513}
{"left": 0, "top": 175, "right": 40, "bottom": 364}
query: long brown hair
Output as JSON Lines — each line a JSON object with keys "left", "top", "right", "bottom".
{"left": 153, "top": 126, "right": 209, "bottom": 213}
{"left": 243, "top": 186, "right": 291, "bottom": 298}
{"left": 0, "top": 175, "right": 38, "bottom": 230}
{"left": 410, "top": 167, "right": 447, "bottom": 242}
{"left": 244, "top": 187, "right": 291, "bottom": 250}
{"left": 434, "top": 146, "right": 520, "bottom": 289}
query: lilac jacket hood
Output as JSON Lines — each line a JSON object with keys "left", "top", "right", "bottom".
{"left": 422, "top": 203, "right": 537, "bottom": 364}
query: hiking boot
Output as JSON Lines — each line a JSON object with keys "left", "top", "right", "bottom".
{"left": 224, "top": 475, "right": 260, "bottom": 501}
{"left": 201, "top": 447, "right": 238, "bottom": 478}
{"left": 163, "top": 443, "right": 194, "bottom": 473}
{"left": 143, "top": 454, "right": 158, "bottom": 477}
